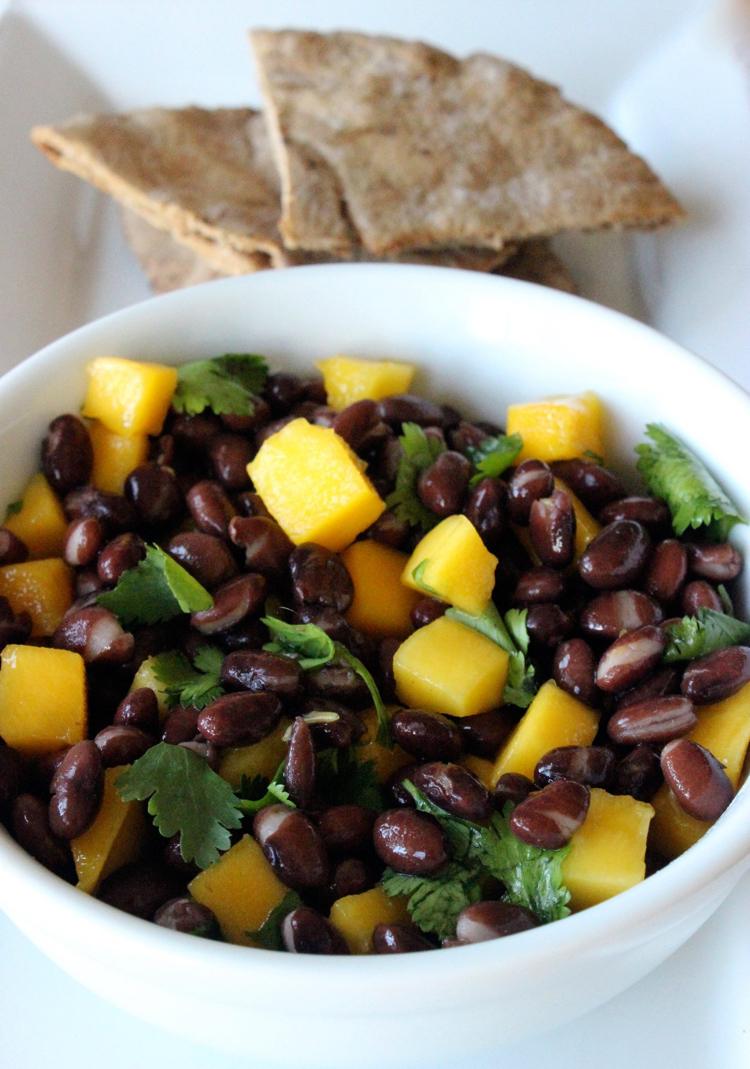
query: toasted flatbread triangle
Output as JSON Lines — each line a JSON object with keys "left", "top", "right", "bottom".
{"left": 250, "top": 29, "right": 684, "bottom": 256}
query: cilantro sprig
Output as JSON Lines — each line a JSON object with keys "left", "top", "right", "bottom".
{"left": 98, "top": 545, "right": 213, "bottom": 627}
{"left": 237, "top": 760, "right": 295, "bottom": 814}
{"left": 172, "top": 354, "right": 268, "bottom": 417}
{"left": 385, "top": 422, "right": 445, "bottom": 533}
{"left": 446, "top": 603, "right": 536, "bottom": 708}
{"left": 316, "top": 748, "right": 383, "bottom": 811}
{"left": 636, "top": 424, "right": 746, "bottom": 541}
{"left": 466, "top": 432, "right": 523, "bottom": 487}
{"left": 663, "top": 606, "right": 750, "bottom": 662}
{"left": 151, "top": 646, "right": 224, "bottom": 711}
{"left": 246, "top": 891, "right": 301, "bottom": 949}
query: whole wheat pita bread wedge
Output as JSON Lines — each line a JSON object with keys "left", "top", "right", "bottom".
{"left": 250, "top": 29, "right": 684, "bottom": 256}
{"left": 498, "top": 240, "right": 576, "bottom": 293}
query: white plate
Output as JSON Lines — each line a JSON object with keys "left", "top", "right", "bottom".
{"left": 1, "top": 1, "right": 749, "bottom": 1066}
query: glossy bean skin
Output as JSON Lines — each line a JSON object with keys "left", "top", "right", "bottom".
{"left": 611, "top": 745, "right": 663, "bottom": 802}
{"left": 455, "top": 901, "right": 539, "bottom": 943}
{"left": 534, "top": 746, "right": 615, "bottom": 789}
{"left": 209, "top": 434, "right": 253, "bottom": 490}
{"left": 254, "top": 805, "right": 330, "bottom": 889}
{"left": 42, "top": 414, "right": 93, "bottom": 494}
{"left": 376, "top": 394, "right": 445, "bottom": 428}
{"left": 331, "top": 857, "right": 373, "bottom": 898}
{"left": 161, "top": 706, "right": 200, "bottom": 745}
{"left": 229, "top": 516, "right": 293, "bottom": 577}
{"left": 372, "top": 923, "right": 435, "bottom": 953}
{"left": 580, "top": 590, "right": 663, "bottom": 640}
{"left": 153, "top": 896, "right": 219, "bottom": 937}
{"left": 410, "top": 596, "right": 447, "bottom": 629}
{"left": 458, "top": 709, "right": 514, "bottom": 759}
{"left": 508, "top": 460, "right": 554, "bottom": 525}
{"left": 63, "top": 517, "right": 103, "bottom": 568}
{"left": 687, "top": 542, "right": 743, "bottom": 582}
{"left": 579, "top": 520, "right": 651, "bottom": 590}
{"left": 615, "top": 666, "right": 681, "bottom": 711}
{"left": 64, "top": 486, "right": 137, "bottom": 535}
{"left": 114, "top": 688, "right": 159, "bottom": 733}
{"left": 553, "top": 638, "right": 597, "bottom": 705}
{"left": 599, "top": 496, "right": 670, "bottom": 529}
{"left": 526, "top": 604, "right": 574, "bottom": 648}
{"left": 234, "top": 491, "right": 271, "bottom": 519}
{"left": 98, "top": 862, "right": 183, "bottom": 919}
{"left": 191, "top": 573, "right": 267, "bottom": 635}
{"left": 607, "top": 695, "right": 697, "bottom": 745}
{"left": 390, "top": 709, "right": 462, "bottom": 762}
{"left": 418, "top": 451, "right": 471, "bottom": 517}
{"left": 49, "top": 741, "right": 103, "bottom": 839}
{"left": 185, "top": 480, "right": 236, "bottom": 538}
{"left": 52, "top": 606, "right": 134, "bottom": 664}
{"left": 97, "top": 532, "right": 146, "bottom": 585}
{"left": 509, "top": 780, "right": 590, "bottom": 849}
{"left": 0, "top": 738, "right": 23, "bottom": 812}
{"left": 550, "top": 460, "right": 625, "bottom": 510}
{"left": 529, "top": 491, "right": 576, "bottom": 568}
{"left": 0, "top": 528, "right": 28, "bottom": 565}
{"left": 366, "top": 510, "right": 410, "bottom": 549}
{"left": 125, "top": 463, "right": 182, "bottom": 527}
{"left": 289, "top": 543, "right": 354, "bottom": 611}
{"left": 282, "top": 907, "right": 350, "bottom": 954}
{"left": 317, "top": 805, "right": 375, "bottom": 854}
{"left": 493, "top": 773, "right": 535, "bottom": 810}
{"left": 372, "top": 808, "right": 448, "bottom": 876}
{"left": 306, "top": 663, "right": 369, "bottom": 705}
{"left": 94, "top": 725, "right": 155, "bottom": 767}
{"left": 285, "top": 717, "right": 316, "bottom": 808}
{"left": 221, "top": 649, "right": 301, "bottom": 697}
{"left": 411, "top": 762, "right": 492, "bottom": 822}
{"left": 464, "top": 477, "right": 507, "bottom": 549}
{"left": 512, "top": 567, "right": 565, "bottom": 606}
{"left": 170, "top": 412, "right": 220, "bottom": 453}
{"left": 644, "top": 540, "right": 688, "bottom": 604}
{"left": 264, "top": 371, "right": 305, "bottom": 415}
{"left": 331, "top": 400, "right": 378, "bottom": 450}
{"left": 12, "top": 794, "right": 73, "bottom": 878}
{"left": 197, "top": 692, "right": 282, "bottom": 747}
{"left": 305, "top": 700, "right": 365, "bottom": 750}
{"left": 167, "top": 532, "right": 237, "bottom": 589}
{"left": 595, "top": 624, "right": 666, "bottom": 693}
{"left": 661, "top": 739, "right": 734, "bottom": 821}
{"left": 681, "top": 580, "right": 723, "bottom": 615}
{"left": 681, "top": 646, "right": 750, "bottom": 704}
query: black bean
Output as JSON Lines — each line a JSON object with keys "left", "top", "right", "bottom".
{"left": 221, "top": 397, "right": 271, "bottom": 433}
{"left": 97, "top": 532, "right": 146, "bottom": 585}
{"left": 317, "top": 805, "right": 375, "bottom": 854}
{"left": 234, "top": 491, "right": 271, "bottom": 519}
{"left": 458, "top": 709, "right": 514, "bottom": 759}
{"left": 254, "top": 805, "right": 330, "bottom": 889}
{"left": 64, "top": 486, "right": 137, "bottom": 534}
{"left": 170, "top": 412, "right": 221, "bottom": 453}
{"left": 0, "top": 738, "right": 24, "bottom": 813}
{"left": 75, "top": 569, "right": 102, "bottom": 598}
{"left": 285, "top": 717, "right": 316, "bottom": 808}
{"left": 229, "top": 515, "right": 293, "bottom": 576}
{"left": 681, "top": 646, "right": 750, "bottom": 704}
{"left": 681, "top": 580, "right": 723, "bottom": 615}
{"left": 449, "top": 421, "right": 489, "bottom": 455}
{"left": 153, "top": 896, "right": 219, "bottom": 937}
{"left": 161, "top": 706, "right": 200, "bottom": 745}
{"left": 526, "top": 603, "right": 574, "bottom": 648}
{"left": 282, "top": 907, "right": 350, "bottom": 954}
{"left": 332, "top": 400, "right": 379, "bottom": 449}
{"left": 615, "top": 666, "right": 681, "bottom": 711}
{"left": 221, "top": 650, "right": 301, "bottom": 697}
{"left": 410, "top": 597, "right": 446, "bottom": 629}
{"left": 366, "top": 510, "right": 410, "bottom": 549}
{"left": 197, "top": 692, "right": 282, "bottom": 747}
{"left": 289, "top": 543, "right": 354, "bottom": 612}
{"left": 417, "top": 451, "right": 471, "bottom": 517}
{"left": 209, "top": 434, "right": 253, "bottom": 490}
{"left": 661, "top": 739, "right": 734, "bottom": 822}
{"left": 185, "top": 480, "right": 236, "bottom": 538}
{"left": 162, "top": 834, "right": 199, "bottom": 879}
{"left": 49, "top": 741, "right": 103, "bottom": 839}
{"left": 509, "top": 780, "right": 590, "bottom": 849}
{"left": 580, "top": 590, "right": 663, "bottom": 640}
{"left": 390, "top": 709, "right": 462, "bottom": 762}
{"left": 550, "top": 460, "right": 625, "bottom": 509}
{"left": 508, "top": 460, "right": 554, "bottom": 525}
{"left": 191, "top": 573, "right": 267, "bottom": 635}
{"left": 464, "top": 477, "right": 507, "bottom": 549}
{"left": 599, "top": 496, "right": 670, "bottom": 528}
{"left": 553, "top": 638, "right": 597, "bottom": 705}
{"left": 331, "top": 857, "right": 373, "bottom": 898}
{"left": 372, "top": 808, "right": 448, "bottom": 876}
{"left": 513, "top": 567, "right": 566, "bottom": 606}
{"left": 306, "top": 663, "right": 369, "bottom": 705}
{"left": 42, "top": 414, "right": 93, "bottom": 494}
{"left": 644, "top": 539, "right": 688, "bottom": 604}
{"left": 167, "top": 532, "right": 237, "bottom": 589}
{"left": 98, "top": 862, "right": 183, "bottom": 919}
{"left": 52, "top": 606, "right": 134, "bottom": 664}
{"left": 114, "top": 688, "right": 159, "bottom": 733}
{"left": 534, "top": 746, "right": 615, "bottom": 788}
{"left": 595, "top": 624, "right": 666, "bottom": 693}
{"left": 125, "top": 463, "right": 182, "bottom": 526}
{"left": 376, "top": 394, "right": 446, "bottom": 428}
{"left": 611, "top": 745, "right": 663, "bottom": 801}
{"left": 687, "top": 542, "right": 743, "bottom": 582}
{"left": 372, "top": 923, "right": 434, "bottom": 953}
{"left": 0, "top": 528, "right": 28, "bottom": 565}
{"left": 607, "top": 695, "right": 697, "bottom": 745}
{"left": 411, "top": 761, "right": 491, "bottom": 822}
{"left": 12, "top": 793, "right": 73, "bottom": 878}
{"left": 94, "top": 725, "right": 155, "bottom": 767}
{"left": 265, "top": 371, "right": 305, "bottom": 415}
{"left": 63, "top": 517, "right": 103, "bottom": 568}
{"left": 579, "top": 520, "right": 651, "bottom": 590}
{"left": 455, "top": 901, "right": 539, "bottom": 943}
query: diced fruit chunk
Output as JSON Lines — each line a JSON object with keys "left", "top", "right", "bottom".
{"left": 129, "top": 656, "right": 171, "bottom": 722}
{"left": 355, "top": 707, "right": 412, "bottom": 783}
{"left": 562, "top": 788, "right": 654, "bottom": 909}
{"left": 247, "top": 418, "right": 385, "bottom": 551}
{"left": 82, "top": 356, "right": 177, "bottom": 437}
{"left": 329, "top": 886, "right": 410, "bottom": 954}
{"left": 554, "top": 478, "right": 601, "bottom": 562}
{"left": 403, "top": 515, "right": 498, "bottom": 616}
{"left": 4, "top": 473, "right": 67, "bottom": 558}
{"left": 218, "top": 719, "right": 290, "bottom": 788}
{"left": 491, "top": 680, "right": 598, "bottom": 783}
{"left": 507, "top": 392, "right": 604, "bottom": 463}
{"left": 342, "top": 541, "right": 420, "bottom": 639}
{"left": 459, "top": 754, "right": 495, "bottom": 790}
{"left": 89, "top": 420, "right": 149, "bottom": 494}
{"left": 649, "top": 682, "right": 750, "bottom": 859}
{"left": 189, "top": 835, "right": 288, "bottom": 946}
{"left": 393, "top": 616, "right": 509, "bottom": 718}
{"left": 72, "top": 765, "right": 146, "bottom": 894}
{"left": 0, "top": 558, "right": 73, "bottom": 636}
{"left": 0, "top": 644, "right": 86, "bottom": 755}
{"left": 316, "top": 356, "right": 415, "bottom": 411}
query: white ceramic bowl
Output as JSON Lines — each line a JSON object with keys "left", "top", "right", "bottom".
{"left": 0, "top": 265, "right": 749, "bottom": 1068}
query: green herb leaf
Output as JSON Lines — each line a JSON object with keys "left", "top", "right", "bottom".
{"left": 262, "top": 616, "right": 336, "bottom": 670}
{"left": 116, "top": 743, "right": 243, "bottom": 870}
{"left": 718, "top": 583, "right": 734, "bottom": 615}
{"left": 410, "top": 560, "right": 440, "bottom": 597}
{"left": 636, "top": 424, "right": 746, "bottom": 541}
{"left": 172, "top": 354, "right": 268, "bottom": 417}
{"left": 4, "top": 499, "right": 22, "bottom": 518}
{"left": 98, "top": 545, "right": 213, "bottom": 627}
{"left": 237, "top": 759, "right": 295, "bottom": 814}
{"left": 246, "top": 890, "right": 302, "bottom": 949}
{"left": 152, "top": 646, "right": 224, "bottom": 711}
{"left": 445, "top": 603, "right": 536, "bottom": 708}
{"left": 663, "top": 608, "right": 750, "bottom": 663}
{"left": 316, "top": 748, "right": 383, "bottom": 811}
{"left": 385, "top": 422, "right": 445, "bottom": 532}
{"left": 466, "top": 432, "right": 523, "bottom": 487}
{"left": 381, "top": 864, "right": 480, "bottom": 941}
{"left": 334, "top": 642, "right": 390, "bottom": 747}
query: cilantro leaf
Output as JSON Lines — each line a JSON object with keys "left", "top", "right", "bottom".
{"left": 446, "top": 603, "right": 536, "bottom": 708}
{"left": 410, "top": 560, "right": 441, "bottom": 598}
{"left": 381, "top": 864, "right": 480, "bottom": 941}
{"left": 98, "top": 545, "right": 213, "bottom": 627}
{"left": 636, "top": 424, "right": 746, "bottom": 541}
{"left": 335, "top": 643, "right": 390, "bottom": 747}
{"left": 385, "top": 422, "right": 445, "bottom": 532}
{"left": 466, "top": 432, "right": 523, "bottom": 487}
{"left": 172, "top": 354, "right": 268, "bottom": 417}
{"left": 262, "top": 616, "right": 335, "bottom": 669}
{"left": 116, "top": 743, "right": 242, "bottom": 870}
{"left": 152, "top": 646, "right": 224, "bottom": 711}
{"left": 663, "top": 608, "right": 750, "bottom": 662}
{"left": 4, "top": 499, "right": 22, "bottom": 518}
{"left": 246, "top": 890, "right": 302, "bottom": 949}
{"left": 237, "top": 759, "right": 295, "bottom": 814}
{"left": 316, "top": 748, "right": 383, "bottom": 811}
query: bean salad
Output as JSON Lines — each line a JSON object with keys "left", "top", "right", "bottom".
{"left": 0, "top": 351, "right": 748, "bottom": 955}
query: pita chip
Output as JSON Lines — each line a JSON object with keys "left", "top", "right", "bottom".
{"left": 250, "top": 29, "right": 684, "bottom": 256}
{"left": 499, "top": 240, "right": 576, "bottom": 293}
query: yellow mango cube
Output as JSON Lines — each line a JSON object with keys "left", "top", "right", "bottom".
{"left": 342, "top": 540, "right": 420, "bottom": 639}
{"left": 0, "top": 644, "right": 86, "bottom": 755}
{"left": 0, "top": 558, "right": 73, "bottom": 636}
{"left": 459, "top": 754, "right": 495, "bottom": 790}
{"left": 393, "top": 616, "right": 509, "bottom": 718}
{"left": 89, "top": 420, "right": 149, "bottom": 494}
{"left": 554, "top": 478, "right": 601, "bottom": 563}
{"left": 72, "top": 766, "right": 146, "bottom": 894}
{"left": 316, "top": 356, "right": 415, "bottom": 411}
{"left": 491, "top": 680, "right": 599, "bottom": 783}
{"left": 329, "top": 886, "right": 410, "bottom": 954}
{"left": 82, "top": 356, "right": 177, "bottom": 436}
{"left": 189, "top": 835, "right": 288, "bottom": 946}
{"left": 247, "top": 418, "right": 385, "bottom": 552}
{"left": 649, "top": 681, "right": 750, "bottom": 859}
{"left": 403, "top": 515, "right": 498, "bottom": 616}
{"left": 218, "top": 719, "right": 290, "bottom": 788}
{"left": 129, "top": 656, "right": 171, "bottom": 722}
{"left": 507, "top": 392, "right": 604, "bottom": 463}
{"left": 562, "top": 789, "right": 654, "bottom": 910}
{"left": 4, "top": 473, "right": 67, "bottom": 559}
{"left": 355, "top": 707, "right": 413, "bottom": 783}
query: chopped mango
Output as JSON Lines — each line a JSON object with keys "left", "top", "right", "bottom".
{"left": 329, "top": 886, "right": 410, "bottom": 954}
{"left": 82, "top": 356, "right": 177, "bottom": 437}
{"left": 507, "top": 392, "right": 604, "bottom": 463}
{"left": 129, "top": 656, "right": 171, "bottom": 722}
{"left": 491, "top": 680, "right": 599, "bottom": 783}
{"left": 562, "top": 789, "right": 654, "bottom": 910}
{"left": 0, "top": 644, "right": 86, "bottom": 755}
{"left": 650, "top": 682, "right": 750, "bottom": 859}
{"left": 89, "top": 420, "right": 149, "bottom": 494}
{"left": 4, "top": 473, "right": 67, "bottom": 558}
{"left": 403, "top": 515, "right": 498, "bottom": 616}
{"left": 342, "top": 540, "right": 420, "bottom": 639}
{"left": 554, "top": 478, "right": 601, "bottom": 562}
{"left": 218, "top": 719, "right": 290, "bottom": 788}
{"left": 189, "top": 835, "right": 288, "bottom": 946}
{"left": 355, "top": 706, "right": 412, "bottom": 783}
{"left": 316, "top": 355, "right": 415, "bottom": 411}
{"left": 247, "top": 418, "right": 385, "bottom": 551}
{"left": 72, "top": 766, "right": 146, "bottom": 894}
{"left": 393, "top": 616, "right": 509, "bottom": 718}
{"left": 0, "top": 557, "right": 73, "bottom": 636}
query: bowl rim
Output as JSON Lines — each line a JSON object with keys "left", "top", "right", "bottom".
{"left": 1, "top": 262, "right": 749, "bottom": 995}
